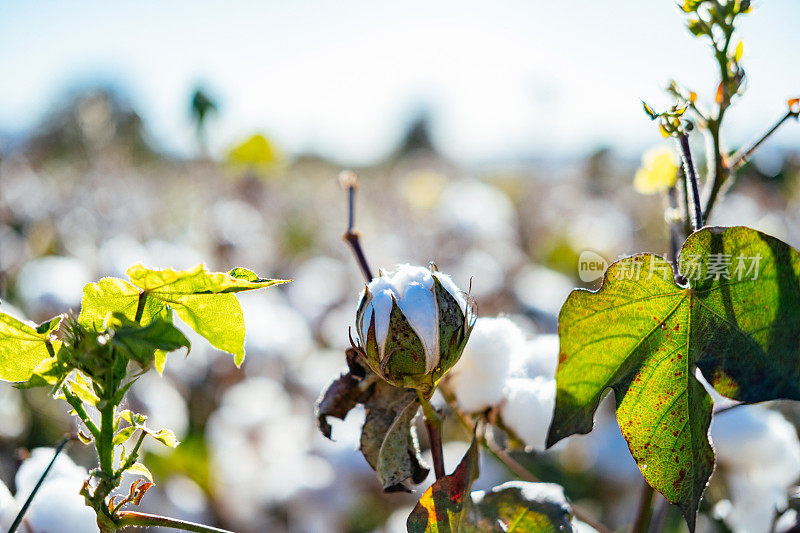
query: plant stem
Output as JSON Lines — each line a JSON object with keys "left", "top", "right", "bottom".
{"left": 9, "top": 436, "right": 73, "bottom": 533}
{"left": 729, "top": 109, "right": 798, "bottom": 171}
{"left": 677, "top": 133, "right": 703, "bottom": 231}
{"left": 115, "top": 511, "right": 234, "bottom": 533}
{"left": 116, "top": 431, "right": 146, "bottom": 476}
{"left": 417, "top": 391, "right": 445, "bottom": 479}
{"left": 98, "top": 399, "right": 115, "bottom": 475}
{"left": 134, "top": 292, "right": 147, "bottom": 323}
{"left": 62, "top": 387, "right": 101, "bottom": 439}
{"left": 631, "top": 480, "right": 654, "bottom": 533}
{"left": 340, "top": 170, "right": 374, "bottom": 282}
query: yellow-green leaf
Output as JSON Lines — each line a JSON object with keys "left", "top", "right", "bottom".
{"left": 126, "top": 462, "right": 153, "bottom": 482}
{"left": 0, "top": 312, "right": 60, "bottom": 382}
{"left": 734, "top": 40, "right": 744, "bottom": 62}
{"left": 79, "top": 277, "right": 166, "bottom": 330}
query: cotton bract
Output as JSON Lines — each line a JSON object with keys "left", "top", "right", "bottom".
{"left": 355, "top": 264, "right": 474, "bottom": 396}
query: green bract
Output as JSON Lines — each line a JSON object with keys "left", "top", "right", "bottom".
{"left": 547, "top": 226, "right": 800, "bottom": 529}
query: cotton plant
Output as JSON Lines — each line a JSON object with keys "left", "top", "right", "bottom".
{"left": 0, "top": 263, "right": 286, "bottom": 533}
{"left": 316, "top": 172, "right": 609, "bottom": 533}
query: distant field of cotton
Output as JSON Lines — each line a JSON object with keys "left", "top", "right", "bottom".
{"left": 2, "top": 2, "right": 800, "bottom": 532}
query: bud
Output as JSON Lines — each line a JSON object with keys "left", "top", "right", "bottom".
{"left": 354, "top": 264, "right": 475, "bottom": 397}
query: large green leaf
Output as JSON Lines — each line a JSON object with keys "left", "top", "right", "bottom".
{"left": 466, "top": 482, "right": 574, "bottom": 533}
{"left": 126, "top": 264, "right": 287, "bottom": 365}
{"left": 0, "top": 312, "right": 61, "bottom": 382}
{"left": 547, "top": 226, "right": 800, "bottom": 530}
{"left": 79, "top": 277, "right": 167, "bottom": 330}
{"left": 407, "top": 437, "right": 479, "bottom": 533}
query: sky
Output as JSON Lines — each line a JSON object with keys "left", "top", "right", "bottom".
{"left": 0, "top": 0, "right": 798, "bottom": 165}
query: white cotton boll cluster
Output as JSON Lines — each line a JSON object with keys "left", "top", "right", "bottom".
{"left": 360, "top": 264, "right": 465, "bottom": 374}
{"left": 448, "top": 317, "right": 521, "bottom": 413}
{"left": 206, "top": 378, "right": 334, "bottom": 527}
{"left": 509, "top": 334, "right": 559, "bottom": 381}
{"left": 13, "top": 448, "right": 98, "bottom": 533}
{"left": 711, "top": 406, "right": 800, "bottom": 533}
{"left": 500, "top": 377, "right": 555, "bottom": 451}
{"left": 16, "top": 256, "right": 92, "bottom": 318}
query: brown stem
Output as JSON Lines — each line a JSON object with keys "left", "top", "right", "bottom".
{"left": 677, "top": 133, "right": 704, "bottom": 231}
{"left": 729, "top": 109, "right": 798, "bottom": 172}
{"left": 339, "top": 171, "right": 374, "bottom": 282}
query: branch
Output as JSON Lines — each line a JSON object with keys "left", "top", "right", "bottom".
{"left": 339, "top": 170, "right": 374, "bottom": 282}
{"left": 417, "top": 391, "right": 445, "bottom": 479}
{"left": 677, "top": 133, "right": 704, "bottom": 231}
{"left": 115, "top": 511, "right": 234, "bottom": 533}
{"left": 729, "top": 108, "right": 799, "bottom": 172}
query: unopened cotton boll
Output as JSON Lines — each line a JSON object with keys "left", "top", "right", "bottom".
{"left": 500, "top": 377, "right": 555, "bottom": 451}
{"left": 355, "top": 264, "right": 473, "bottom": 396}
{"left": 448, "top": 317, "right": 523, "bottom": 413}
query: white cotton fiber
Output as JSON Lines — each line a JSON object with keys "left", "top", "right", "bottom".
{"left": 510, "top": 334, "right": 559, "bottom": 380}
{"left": 500, "top": 377, "right": 556, "bottom": 451}
{"left": 448, "top": 317, "right": 522, "bottom": 413}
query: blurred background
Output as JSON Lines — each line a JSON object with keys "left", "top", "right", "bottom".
{"left": 1, "top": 1, "right": 800, "bottom": 532}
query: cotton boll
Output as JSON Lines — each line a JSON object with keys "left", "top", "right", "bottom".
{"left": 23, "top": 477, "right": 99, "bottom": 533}
{"left": 448, "top": 317, "right": 521, "bottom": 413}
{"left": 711, "top": 406, "right": 800, "bottom": 533}
{"left": 15, "top": 448, "right": 87, "bottom": 499}
{"left": 0, "top": 478, "right": 19, "bottom": 531}
{"left": 16, "top": 256, "right": 92, "bottom": 318}
{"left": 510, "top": 334, "right": 559, "bottom": 380}
{"left": 500, "top": 377, "right": 555, "bottom": 451}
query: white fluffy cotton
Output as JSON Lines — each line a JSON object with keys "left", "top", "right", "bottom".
{"left": 711, "top": 406, "right": 800, "bottom": 533}
{"left": 501, "top": 377, "right": 556, "bottom": 451}
{"left": 360, "top": 264, "right": 465, "bottom": 374}
{"left": 12, "top": 448, "right": 98, "bottom": 533}
{"left": 510, "top": 334, "right": 559, "bottom": 381}
{"left": 448, "top": 317, "right": 522, "bottom": 413}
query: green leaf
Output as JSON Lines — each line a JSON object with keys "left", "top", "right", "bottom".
{"left": 125, "top": 462, "right": 153, "bottom": 482}
{"left": 106, "top": 313, "right": 190, "bottom": 368}
{"left": 0, "top": 312, "right": 60, "bottom": 382}
{"left": 113, "top": 425, "right": 137, "bottom": 446}
{"left": 360, "top": 380, "right": 428, "bottom": 491}
{"left": 126, "top": 263, "right": 288, "bottom": 365}
{"left": 467, "top": 482, "right": 574, "bottom": 533}
{"left": 407, "top": 436, "right": 479, "bottom": 533}
{"left": 142, "top": 427, "right": 178, "bottom": 448}
{"left": 79, "top": 277, "right": 166, "bottom": 330}
{"left": 67, "top": 371, "right": 100, "bottom": 406}
{"left": 547, "top": 226, "right": 800, "bottom": 530}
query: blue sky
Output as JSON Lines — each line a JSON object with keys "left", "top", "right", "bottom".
{"left": 0, "top": 0, "right": 798, "bottom": 164}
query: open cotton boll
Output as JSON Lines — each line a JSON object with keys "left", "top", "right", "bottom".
{"left": 448, "top": 317, "right": 522, "bottom": 413}
{"left": 23, "top": 478, "right": 99, "bottom": 533}
{"left": 0, "top": 478, "right": 19, "bottom": 531}
{"left": 500, "top": 377, "right": 555, "bottom": 451}
{"left": 510, "top": 334, "right": 559, "bottom": 380}
{"left": 711, "top": 406, "right": 800, "bottom": 533}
